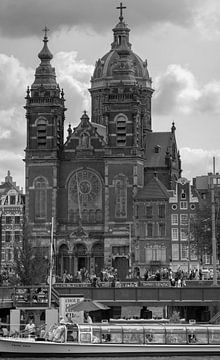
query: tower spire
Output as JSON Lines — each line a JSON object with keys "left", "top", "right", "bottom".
{"left": 116, "top": 2, "right": 126, "bottom": 22}
{"left": 42, "top": 25, "right": 50, "bottom": 40}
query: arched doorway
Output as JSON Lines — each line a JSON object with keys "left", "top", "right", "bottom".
{"left": 91, "top": 242, "right": 104, "bottom": 276}
{"left": 112, "top": 257, "right": 129, "bottom": 281}
{"left": 74, "top": 243, "right": 88, "bottom": 272}
{"left": 57, "top": 244, "right": 69, "bottom": 277}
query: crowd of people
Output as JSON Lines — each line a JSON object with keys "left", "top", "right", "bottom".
{"left": 56, "top": 266, "right": 208, "bottom": 288}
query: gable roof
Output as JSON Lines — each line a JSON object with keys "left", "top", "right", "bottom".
{"left": 135, "top": 176, "right": 171, "bottom": 200}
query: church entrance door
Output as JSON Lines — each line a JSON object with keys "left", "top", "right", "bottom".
{"left": 91, "top": 242, "right": 104, "bottom": 276}
{"left": 113, "top": 257, "right": 129, "bottom": 281}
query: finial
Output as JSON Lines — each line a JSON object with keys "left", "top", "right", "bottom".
{"left": 26, "top": 86, "right": 30, "bottom": 98}
{"left": 42, "top": 26, "right": 50, "bottom": 41}
{"left": 171, "top": 121, "right": 176, "bottom": 133}
{"left": 116, "top": 2, "right": 126, "bottom": 22}
{"left": 67, "top": 124, "right": 72, "bottom": 138}
{"left": 61, "top": 88, "right": 64, "bottom": 98}
{"left": 84, "top": 110, "right": 87, "bottom": 115}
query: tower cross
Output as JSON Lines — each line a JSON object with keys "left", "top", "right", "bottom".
{"left": 117, "top": 2, "right": 126, "bottom": 22}
{"left": 42, "top": 26, "right": 50, "bottom": 39}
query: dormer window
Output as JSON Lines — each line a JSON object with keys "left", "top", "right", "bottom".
{"left": 154, "top": 145, "right": 161, "bottom": 153}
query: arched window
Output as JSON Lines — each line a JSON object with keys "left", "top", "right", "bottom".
{"left": 37, "top": 118, "right": 47, "bottom": 147}
{"left": 114, "top": 174, "right": 127, "bottom": 218}
{"left": 34, "top": 177, "right": 47, "bottom": 220}
{"left": 116, "top": 115, "right": 127, "bottom": 146}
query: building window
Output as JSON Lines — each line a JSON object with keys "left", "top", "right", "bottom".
{"left": 10, "top": 195, "right": 16, "bottom": 205}
{"left": 180, "top": 228, "right": 188, "bottom": 241}
{"left": 171, "top": 214, "right": 178, "bottom": 225}
{"left": 115, "top": 175, "right": 127, "bottom": 218}
{"left": 112, "top": 246, "right": 129, "bottom": 256}
{"left": 37, "top": 119, "right": 47, "bottom": 147}
{"left": 5, "top": 216, "right": 12, "bottom": 224}
{"left": 14, "top": 216, "right": 20, "bottom": 224}
{"left": 158, "top": 204, "right": 165, "bottom": 218}
{"left": 5, "top": 231, "right": 11, "bottom": 242}
{"left": 145, "top": 204, "right": 153, "bottom": 218}
{"left": 14, "top": 231, "right": 21, "bottom": 242}
{"left": 181, "top": 243, "right": 189, "bottom": 260}
{"left": 181, "top": 190, "right": 186, "bottom": 199}
{"left": 34, "top": 177, "right": 47, "bottom": 220}
{"left": 172, "top": 243, "right": 179, "bottom": 260}
{"left": 180, "top": 214, "right": 188, "bottom": 225}
{"left": 116, "top": 115, "right": 127, "bottom": 146}
{"left": 172, "top": 228, "right": 178, "bottom": 241}
{"left": 158, "top": 222, "right": 165, "bottom": 237}
{"left": 180, "top": 201, "right": 188, "bottom": 210}
{"left": 145, "top": 245, "right": 166, "bottom": 262}
{"left": 6, "top": 249, "right": 12, "bottom": 262}
{"left": 146, "top": 223, "right": 153, "bottom": 237}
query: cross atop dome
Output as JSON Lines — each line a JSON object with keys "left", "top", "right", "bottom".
{"left": 116, "top": 2, "right": 126, "bottom": 22}
{"left": 42, "top": 26, "right": 50, "bottom": 41}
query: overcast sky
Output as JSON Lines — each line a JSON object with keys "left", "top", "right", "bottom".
{"left": 0, "top": 0, "right": 220, "bottom": 189}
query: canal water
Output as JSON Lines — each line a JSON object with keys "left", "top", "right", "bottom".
{"left": 2, "top": 357, "right": 220, "bottom": 360}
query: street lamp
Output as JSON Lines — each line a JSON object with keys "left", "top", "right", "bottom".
{"left": 211, "top": 174, "right": 218, "bottom": 286}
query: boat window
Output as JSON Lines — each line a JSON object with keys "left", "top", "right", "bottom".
{"left": 186, "top": 327, "right": 208, "bottom": 344}
{"left": 78, "top": 325, "right": 92, "bottom": 343}
{"left": 80, "top": 332, "right": 92, "bottom": 343}
{"left": 143, "top": 325, "right": 165, "bottom": 344}
{"left": 208, "top": 326, "right": 220, "bottom": 344}
{"left": 92, "top": 326, "right": 101, "bottom": 343}
{"left": 66, "top": 324, "right": 78, "bottom": 342}
{"left": 101, "top": 326, "right": 122, "bottom": 343}
{"left": 122, "top": 326, "right": 144, "bottom": 344}
{"left": 166, "top": 326, "right": 187, "bottom": 344}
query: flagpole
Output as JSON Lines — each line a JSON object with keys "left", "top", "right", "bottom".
{"left": 48, "top": 216, "right": 54, "bottom": 308}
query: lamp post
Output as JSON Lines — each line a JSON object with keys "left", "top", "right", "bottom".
{"left": 211, "top": 173, "right": 218, "bottom": 286}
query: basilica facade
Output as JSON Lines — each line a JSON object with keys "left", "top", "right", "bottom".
{"left": 25, "top": 7, "right": 181, "bottom": 280}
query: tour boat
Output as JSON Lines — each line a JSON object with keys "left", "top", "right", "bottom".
{"left": 1, "top": 323, "right": 220, "bottom": 357}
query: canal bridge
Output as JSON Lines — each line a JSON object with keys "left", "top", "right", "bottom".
{"left": 0, "top": 281, "right": 219, "bottom": 309}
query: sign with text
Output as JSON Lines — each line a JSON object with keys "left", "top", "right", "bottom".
{"left": 59, "top": 296, "right": 84, "bottom": 324}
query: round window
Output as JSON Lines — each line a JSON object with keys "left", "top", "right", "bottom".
{"left": 172, "top": 204, "right": 177, "bottom": 210}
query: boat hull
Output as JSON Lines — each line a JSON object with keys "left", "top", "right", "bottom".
{"left": 1, "top": 338, "right": 220, "bottom": 357}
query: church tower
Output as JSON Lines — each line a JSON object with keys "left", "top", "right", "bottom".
{"left": 25, "top": 28, "right": 66, "bottom": 245}
{"left": 88, "top": 4, "right": 154, "bottom": 277}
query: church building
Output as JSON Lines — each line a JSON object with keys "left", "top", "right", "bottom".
{"left": 24, "top": 4, "right": 181, "bottom": 280}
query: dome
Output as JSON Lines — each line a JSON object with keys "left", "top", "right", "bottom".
{"left": 91, "top": 17, "right": 152, "bottom": 89}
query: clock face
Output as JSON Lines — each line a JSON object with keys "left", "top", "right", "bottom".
{"left": 69, "top": 170, "right": 101, "bottom": 204}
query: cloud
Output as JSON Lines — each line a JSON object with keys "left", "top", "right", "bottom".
{"left": 54, "top": 51, "right": 93, "bottom": 125}
{"left": 180, "top": 147, "right": 220, "bottom": 180}
{"left": 0, "top": 0, "right": 198, "bottom": 38}
{"left": 193, "top": 0, "right": 220, "bottom": 39}
{"left": 0, "top": 54, "right": 33, "bottom": 109}
{"left": 153, "top": 64, "right": 220, "bottom": 115}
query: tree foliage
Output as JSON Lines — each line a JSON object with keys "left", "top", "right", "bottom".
{"left": 190, "top": 198, "right": 220, "bottom": 262}
{"left": 13, "top": 223, "right": 49, "bottom": 285}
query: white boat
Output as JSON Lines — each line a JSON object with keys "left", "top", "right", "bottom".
{"left": 1, "top": 323, "right": 220, "bottom": 356}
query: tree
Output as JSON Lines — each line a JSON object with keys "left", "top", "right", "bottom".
{"left": 189, "top": 197, "right": 220, "bottom": 264}
{"left": 13, "top": 222, "right": 49, "bottom": 286}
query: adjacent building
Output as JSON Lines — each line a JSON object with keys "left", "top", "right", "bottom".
{"left": 0, "top": 171, "right": 25, "bottom": 275}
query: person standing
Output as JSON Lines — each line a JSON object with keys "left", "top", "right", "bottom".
{"left": 25, "top": 318, "right": 36, "bottom": 337}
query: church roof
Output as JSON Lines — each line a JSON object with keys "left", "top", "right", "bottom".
{"left": 135, "top": 176, "right": 171, "bottom": 201}
{"left": 144, "top": 131, "right": 176, "bottom": 168}
{"left": 91, "top": 6, "right": 152, "bottom": 89}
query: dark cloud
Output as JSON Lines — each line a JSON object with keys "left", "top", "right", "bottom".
{"left": 0, "top": 0, "right": 197, "bottom": 38}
